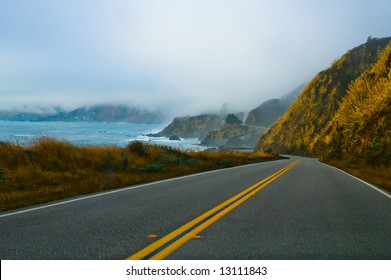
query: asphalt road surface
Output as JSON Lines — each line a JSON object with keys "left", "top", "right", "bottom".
{"left": 1, "top": 156, "right": 390, "bottom": 259}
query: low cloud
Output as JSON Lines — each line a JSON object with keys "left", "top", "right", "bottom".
{"left": 0, "top": 0, "right": 390, "bottom": 115}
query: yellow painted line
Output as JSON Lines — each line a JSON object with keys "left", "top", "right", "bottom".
{"left": 127, "top": 160, "right": 300, "bottom": 260}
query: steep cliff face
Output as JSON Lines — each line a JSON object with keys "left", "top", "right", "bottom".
{"left": 311, "top": 42, "right": 391, "bottom": 166}
{"left": 256, "top": 37, "right": 391, "bottom": 155}
{"left": 245, "top": 84, "right": 303, "bottom": 127}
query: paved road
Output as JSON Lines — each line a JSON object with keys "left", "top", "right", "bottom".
{"left": 1, "top": 157, "right": 390, "bottom": 259}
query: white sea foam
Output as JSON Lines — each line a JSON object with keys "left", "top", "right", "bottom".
{"left": 0, "top": 121, "right": 206, "bottom": 151}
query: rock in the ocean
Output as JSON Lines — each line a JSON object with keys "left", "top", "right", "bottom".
{"left": 169, "top": 135, "right": 181, "bottom": 141}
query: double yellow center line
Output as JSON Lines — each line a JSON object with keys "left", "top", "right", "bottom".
{"left": 127, "top": 160, "right": 300, "bottom": 260}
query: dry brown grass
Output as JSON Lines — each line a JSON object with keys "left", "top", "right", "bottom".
{"left": 324, "top": 159, "right": 391, "bottom": 192}
{"left": 0, "top": 138, "right": 279, "bottom": 211}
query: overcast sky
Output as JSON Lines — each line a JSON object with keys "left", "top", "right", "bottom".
{"left": 0, "top": 0, "right": 390, "bottom": 115}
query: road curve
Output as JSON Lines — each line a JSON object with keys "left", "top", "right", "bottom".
{"left": 0, "top": 156, "right": 390, "bottom": 259}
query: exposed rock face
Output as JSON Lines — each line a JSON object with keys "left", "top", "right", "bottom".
{"left": 226, "top": 114, "right": 243, "bottom": 125}
{"left": 168, "top": 135, "right": 181, "bottom": 141}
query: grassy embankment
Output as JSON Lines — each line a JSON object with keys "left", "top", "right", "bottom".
{"left": 0, "top": 137, "right": 278, "bottom": 212}
{"left": 322, "top": 160, "right": 391, "bottom": 192}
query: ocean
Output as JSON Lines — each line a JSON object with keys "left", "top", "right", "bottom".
{"left": 0, "top": 120, "right": 206, "bottom": 151}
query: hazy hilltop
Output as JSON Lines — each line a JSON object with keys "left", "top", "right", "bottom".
{"left": 0, "top": 105, "right": 167, "bottom": 124}
{"left": 42, "top": 105, "right": 167, "bottom": 124}
{"left": 245, "top": 84, "right": 304, "bottom": 127}
{"left": 257, "top": 37, "right": 391, "bottom": 155}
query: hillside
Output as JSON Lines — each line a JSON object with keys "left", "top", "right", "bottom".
{"left": 151, "top": 114, "right": 227, "bottom": 138}
{"left": 201, "top": 124, "right": 264, "bottom": 148}
{"left": 155, "top": 85, "right": 302, "bottom": 148}
{"left": 311, "top": 42, "right": 391, "bottom": 167}
{"left": 0, "top": 108, "right": 64, "bottom": 122}
{"left": 256, "top": 37, "right": 391, "bottom": 155}
{"left": 245, "top": 84, "right": 304, "bottom": 127}
{"left": 201, "top": 113, "right": 265, "bottom": 148}
{"left": 42, "top": 105, "right": 166, "bottom": 124}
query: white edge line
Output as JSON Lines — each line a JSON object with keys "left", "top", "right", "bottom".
{"left": 0, "top": 159, "right": 285, "bottom": 218}
{"left": 319, "top": 160, "right": 391, "bottom": 199}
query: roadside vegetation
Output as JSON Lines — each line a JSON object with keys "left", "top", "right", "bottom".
{"left": 324, "top": 160, "right": 391, "bottom": 192}
{"left": 0, "top": 137, "right": 278, "bottom": 211}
